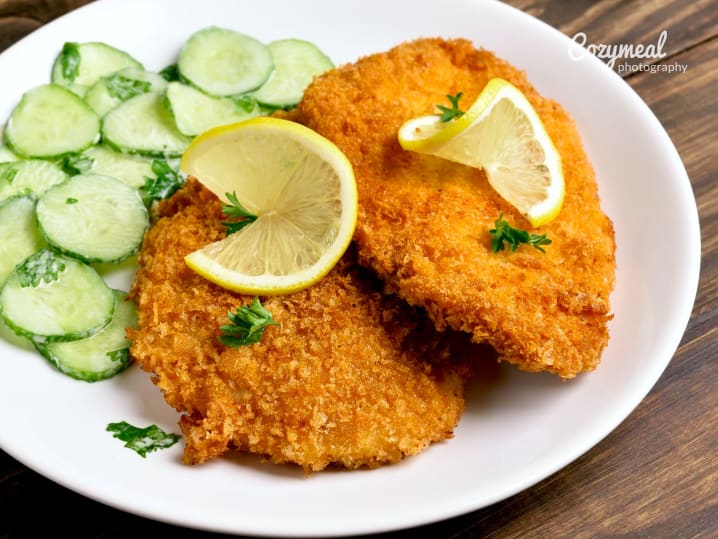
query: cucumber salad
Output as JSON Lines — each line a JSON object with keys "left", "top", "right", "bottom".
{"left": 0, "top": 26, "right": 333, "bottom": 382}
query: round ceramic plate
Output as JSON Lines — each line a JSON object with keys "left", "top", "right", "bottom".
{"left": 0, "top": 0, "right": 700, "bottom": 536}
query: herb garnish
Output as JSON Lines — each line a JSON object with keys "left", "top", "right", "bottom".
{"left": 219, "top": 297, "right": 279, "bottom": 347}
{"left": 61, "top": 153, "right": 93, "bottom": 175}
{"left": 104, "top": 73, "right": 152, "bottom": 101}
{"left": 59, "top": 42, "right": 81, "bottom": 82}
{"left": 107, "top": 421, "right": 181, "bottom": 458}
{"left": 489, "top": 213, "right": 552, "bottom": 253}
{"left": 221, "top": 191, "right": 257, "bottom": 235}
{"left": 16, "top": 249, "right": 66, "bottom": 288}
{"left": 0, "top": 164, "right": 18, "bottom": 185}
{"left": 436, "top": 92, "right": 465, "bottom": 122}
{"left": 159, "top": 63, "right": 180, "bottom": 82}
{"left": 140, "top": 160, "right": 185, "bottom": 205}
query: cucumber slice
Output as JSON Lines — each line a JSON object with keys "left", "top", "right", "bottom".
{"left": 51, "top": 42, "right": 143, "bottom": 95}
{"left": 252, "top": 39, "right": 334, "bottom": 108}
{"left": 0, "top": 195, "right": 46, "bottom": 285}
{"left": 85, "top": 67, "right": 168, "bottom": 117}
{"left": 178, "top": 26, "right": 274, "bottom": 96}
{"left": 64, "top": 145, "right": 155, "bottom": 189}
{"left": 4, "top": 84, "right": 100, "bottom": 158}
{"left": 164, "top": 82, "right": 262, "bottom": 137}
{"left": 35, "top": 289, "right": 136, "bottom": 381}
{"left": 0, "top": 159, "right": 69, "bottom": 202}
{"left": 36, "top": 174, "right": 148, "bottom": 264}
{"left": 102, "top": 92, "right": 191, "bottom": 158}
{"left": 0, "top": 145, "right": 20, "bottom": 163}
{"left": 0, "top": 248, "right": 115, "bottom": 342}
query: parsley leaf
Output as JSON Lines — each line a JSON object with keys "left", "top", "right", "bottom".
{"left": 159, "top": 63, "right": 180, "bottom": 82}
{"left": 104, "top": 73, "right": 152, "bottom": 101}
{"left": 219, "top": 297, "right": 279, "bottom": 347}
{"left": 221, "top": 191, "right": 257, "bottom": 235}
{"left": 140, "top": 160, "right": 185, "bottom": 205}
{"left": 106, "top": 421, "right": 180, "bottom": 458}
{"left": 61, "top": 153, "right": 94, "bottom": 176}
{"left": 489, "top": 213, "right": 552, "bottom": 253}
{"left": 229, "top": 95, "right": 260, "bottom": 115}
{"left": 436, "top": 92, "right": 465, "bottom": 122}
{"left": 59, "top": 42, "right": 81, "bottom": 82}
{"left": 0, "top": 164, "right": 18, "bottom": 185}
{"left": 16, "top": 249, "right": 66, "bottom": 288}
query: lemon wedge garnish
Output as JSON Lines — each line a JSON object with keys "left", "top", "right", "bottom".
{"left": 398, "top": 78, "right": 564, "bottom": 227}
{"left": 180, "top": 117, "right": 357, "bottom": 295}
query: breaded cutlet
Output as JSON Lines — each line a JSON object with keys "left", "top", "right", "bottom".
{"left": 293, "top": 37, "right": 616, "bottom": 378}
{"left": 128, "top": 179, "right": 490, "bottom": 472}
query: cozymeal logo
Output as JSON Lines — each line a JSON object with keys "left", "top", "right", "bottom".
{"left": 569, "top": 30, "right": 688, "bottom": 74}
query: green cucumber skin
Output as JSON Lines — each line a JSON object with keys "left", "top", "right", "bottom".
{"left": 5, "top": 84, "right": 100, "bottom": 159}
{"left": 34, "top": 289, "right": 136, "bottom": 382}
{"left": 178, "top": 26, "right": 274, "bottom": 97}
{"left": 36, "top": 174, "right": 149, "bottom": 264}
{"left": 252, "top": 38, "right": 334, "bottom": 108}
{"left": 51, "top": 41, "right": 144, "bottom": 93}
{"left": 0, "top": 249, "right": 115, "bottom": 343}
{"left": 35, "top": 343, "right": 132, "bottom": 382}
{"left": 0, "top": 194, "right": 46, "bottom": 286}
{"left": 101, "top": 92, "right": 191, "bottom": 158}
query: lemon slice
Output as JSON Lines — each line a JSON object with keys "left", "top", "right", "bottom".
{"left": 180, "top": 117, "right": 357, "bottom": 295}
{"left": 398, "top": 78, "right": 564, "bottom": 227}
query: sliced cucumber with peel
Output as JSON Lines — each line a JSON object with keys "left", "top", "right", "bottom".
{"left": 102, "top": 92, "right": 191, "bottom": 158}
{"left": 84, "top": 66, "right": 168, "bottom": 117}
{"left": 64, "top": 145, "right": 155, "bottom": 189}
{"left": 164, "top": 82, "right": 261, "bottom": 136}
{"left": 178, "top": 26, "right": 274, "bottom": 96}
{"left": 252, "top": 39, "right": 334, "bottom": 108}
{"left": 0, "top": 159, "right": 69, "bottom": 202}
{"left": 36, "top": 174, "right": 149, "bottom": 264}
{"left": 0, "top": 248, "right": 115, "bottom": 343}
{"left": 0, "top": 145, "right": 20, "bottom": 163}
{"left": 0, "top": 195, "right": 46, "bottom": 285}
{"left": 51, "top": 41, "right": 143, "bottom": 96}
{"left": 35, "top": 289, "right": 136, "bottom": 382}
{"left": 4, "top": 84, "right": 100, "bottom": 158}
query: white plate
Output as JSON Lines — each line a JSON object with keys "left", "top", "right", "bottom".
{"left": 0, "top": 0, "right": 701, "bottom": 536}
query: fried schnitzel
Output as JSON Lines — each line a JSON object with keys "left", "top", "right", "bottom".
{"left": 128, "top": 179, "right": 488, "bottom": 472}
{"left": 293, "top": 38, "right": 616, "bottom": 378}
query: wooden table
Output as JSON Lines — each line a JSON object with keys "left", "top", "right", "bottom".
{"left": 1, "top": 1, "right": 716, "bottom": 537}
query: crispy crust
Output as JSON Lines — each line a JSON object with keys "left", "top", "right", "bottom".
{"left": 128, "top": 179, "right": 490, "bottom": 472}
{"left": 293, "top": 38, "right": 616, "bottom": 378}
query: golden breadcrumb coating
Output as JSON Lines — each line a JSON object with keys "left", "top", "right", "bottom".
{"left": 293, "top": 38, "right": 616, "bottom": 378}
{"left": 128, "top": 179, "right": 490, "bottom": 472}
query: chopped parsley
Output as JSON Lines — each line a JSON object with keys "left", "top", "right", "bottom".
{"left": 140, "top": 160, "right": 185, "bottom": 205}
{"left": 61, "top": 153, "right": 94, "bottom": 175}
{"left": 0, "top": 164, "right": 18, "bottom": 185}
{"left": 489, "top": 213, "right": 552, "bottom": 253}
{"left": 104, "top": 73, "right": 152, "bottom": 101}
{"left": 159, "top": 63, "right": 180, "bottom": 82}
{"left": 59, "top": 42, "right": 81, "bottom": 82}
{"left": 16, "top": 249, "right": 66, "bottom": 288}
{"left": 436, "top": 92, "right": 465, "bottom": 122}
{"left": 220, "top": 297, "right": 279, "bottom": 347}
{"left": 107, "top": 421, "right": 180, "bottom": 458}
{"left": 221, "top": 191, "right": 257, "bottom": 235}
{"left": 229, "top": 95, "right": 260, "bottom": 115}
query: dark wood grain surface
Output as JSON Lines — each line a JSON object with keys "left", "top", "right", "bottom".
{"left": 1, "top": 0, "right": 716, "bottom": 537}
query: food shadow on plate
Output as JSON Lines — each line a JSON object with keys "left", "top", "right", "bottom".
{"left": 111, "top": 362, "right": 183, "bottom": 430}
{"left": 462, "top": 358, "right": 578, "bottom": 418}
